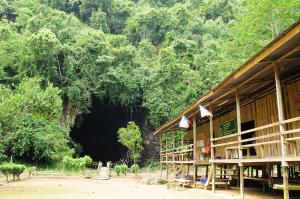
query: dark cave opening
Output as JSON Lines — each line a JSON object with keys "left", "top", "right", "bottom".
{"left": 70, "top": 98, "right": 145, "bottom": 164}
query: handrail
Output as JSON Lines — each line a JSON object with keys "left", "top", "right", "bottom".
{"left": 212, "top": 116, "right": 300, "bottom": 142}
{"left": 211, "top": 118, "right": 300, "bottom": 148}
{"left": 160, "top": 116, "right": 300, "bottom": 161}
{"left": 212, "top": 128, "right": 300, "bottom": 148}
{"left": 160, "top": 144, "right": 193, "bottom": 153}
{"left": 240, "top": 140, "right": 281, "bottom": 149}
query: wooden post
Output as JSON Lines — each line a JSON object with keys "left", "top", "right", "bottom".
{"left": 193, "top": 114, "right": 197, "bottom": 187}
{"left": 274, "top": 64, "right": 289, "bottom": 199}
{"left": 236, "top": 89, "right": 243, "bottom": 160}
{"left": 181, "top": 131, "right": 184, "bottom": 161}
{"left": 236, "top": 89, "right": 244, "bottom": 199}
{"left": 160, "top": 134, "right": 163, "bottom": 179}
{"left": 172, "top": 131, "right": 175, "bottom": 163}
{"left": 209, "top": 105, "right": 216, "bottom": 192}
{"left": 166, "top": 132, "right": 168, "bottom": 163}
{"left": 240, "top": 165, "right": 244, "bottom": 199}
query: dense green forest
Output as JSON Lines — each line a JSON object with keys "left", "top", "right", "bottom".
{"left": 0, "top": 0, "right": 299, "bottom": 162}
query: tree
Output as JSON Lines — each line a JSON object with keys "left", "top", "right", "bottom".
{"left": 1, "top": 0, "right": 300, "bottom": 163}
{"left": 0, "top": 78, "right": 73, "bottom": 162}
{"left": 217, "top": 0, "right": 300, "bottom": 73}
{"left": 117, "top": 121, "right": 143, "bottom": 164}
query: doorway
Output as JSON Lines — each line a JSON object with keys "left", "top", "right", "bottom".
{"left": 241, "top": 120, "right": 256, "bottom": 157}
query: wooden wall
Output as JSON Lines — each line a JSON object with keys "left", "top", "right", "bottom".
{"left": 284, "top": 79, "right": 300, "bottom": 155}
{"left": 193, "top": 79, "right": 300, "bottom": 159}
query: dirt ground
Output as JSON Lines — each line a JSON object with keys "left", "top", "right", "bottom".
{"left": 0, "top": 175, "right": 298, "bottom": 199}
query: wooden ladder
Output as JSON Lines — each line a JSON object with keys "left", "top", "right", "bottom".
{"left": 205, "top": 164, "right": 238, "bottom": 189}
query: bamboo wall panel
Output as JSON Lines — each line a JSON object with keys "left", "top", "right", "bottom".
{"left": 254, "top": 93, "right": 280, "bottom": 157}
{"left": 284, "top": 79, "right": 300, "bottom": 155}
{"left": 196, "top": 92, "right": 283, "bottom": 158}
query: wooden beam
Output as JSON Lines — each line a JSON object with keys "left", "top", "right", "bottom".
{"left": 181, "top": 131, "right": 184, "bottom": 162}
{"left": 166, "top": 132, "right": 168, "bottom": 164}
{"left": 236, "top": 90, "right": 243, "bottom": 159}
{"left": 274, "top": 65, "right": 288, "bottom": 158}
{"left": 210, "top": 105, "right": 216, "bottom": 192}
{"left": 274, "top": 184, "right": 300, "bottom": 191}
{"left": 274, "top": 64, "right": 289, "bottom": 199}
{"left": 193, "top": 114, "right": 197, "bottom": 186}
{"left": 172, "top": 131, "right": 175, "bottom": 163}
{"left": 193, "top": 115, "right": 197, "bottom": 161}
{"left": 236, "top": 89, "right": 244, "bottom": 199}
{"left": 240, "top": 165, "right": 245, "bottom": 199}
{"left": 160, "top": 134, "right": 163, "bottom": 178}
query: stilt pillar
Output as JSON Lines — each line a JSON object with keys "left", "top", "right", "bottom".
{"left": 274, "top": 64, "right": 289, "bottom": 199}
{"left": 160, "top": 134, "right": 163, "bottom": 179}
{"left": 240, "top": 164, "right": 244, "bottom": 199}
{"left": 236, "top": 90, "right": 244, "bottom": 199}
{"left": 193, "top": 114, "right": 197, "bottom": 186}
{"left": 212, "top": 163, "right": 216, "bottom": 192}
{"left": 209, "top": 105, "right": 215, "bottom": 192}
{"left": 282, "top": 165, "right": 289, "bottom": 199}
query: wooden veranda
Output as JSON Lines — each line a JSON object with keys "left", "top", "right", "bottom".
{"left": 154, "top": 20, "right": 300, "bottom": 199}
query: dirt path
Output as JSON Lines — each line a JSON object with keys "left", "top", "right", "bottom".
{"left": 0, "top": 176, "right": 296, "bottom": 199}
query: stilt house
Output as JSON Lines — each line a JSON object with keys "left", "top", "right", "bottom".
{"left": 154, "top": 20, "right": 300, "bottom": 199}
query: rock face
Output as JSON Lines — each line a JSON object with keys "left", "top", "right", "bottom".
{"left": 70, "top": 102, "right": 160, "bottom": 165}
{"left": 139, "top": 116, "right": 160, "bottom": 164}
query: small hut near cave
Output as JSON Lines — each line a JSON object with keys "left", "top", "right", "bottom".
{"left": 153, "top": 20, "right": 300, "bottom": 199}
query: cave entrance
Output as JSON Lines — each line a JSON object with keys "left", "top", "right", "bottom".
{"left": 70, "top": 98, "right": 144, "bottom": 164}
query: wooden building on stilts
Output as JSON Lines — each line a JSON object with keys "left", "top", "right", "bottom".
{"left": 154, "top": 21, "right": 300, "bottom": 199}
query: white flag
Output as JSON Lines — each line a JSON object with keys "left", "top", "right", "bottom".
{"left": 179, "top": 116, "right": 190, "bottom": 128}
{"left": 199, "top": 105, "right": 213, "bottom": 117}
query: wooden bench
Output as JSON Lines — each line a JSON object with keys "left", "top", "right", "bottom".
{"left": 274, "top": 184, "right": 300, "bottom": 190}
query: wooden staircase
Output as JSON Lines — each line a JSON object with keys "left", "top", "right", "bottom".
{"left": 97, "top": 162, "right": 111, "bottom": 180}
{"left": 205, "top": 164, "right": 238, "bottom": 189}
{"left": 98, "top": 167, "right": 110, "bottom": 180}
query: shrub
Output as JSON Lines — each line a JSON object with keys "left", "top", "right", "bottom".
{"left": 62, "top": 156, "right": 93, "bottom": 172}
{"left": 83, "top": 155, "right": 92, "bottom": 166}
{"left": 0, "top": 163, "right": 26, "bottom": 182}
{"left": 120, "top": 164, "right": 128, "bottom": 176}
{"left": 130, "top": 164, "right": 139, "bottom": 174}
{"left": 114, "top": 165, "right": 121, "bottom": 176}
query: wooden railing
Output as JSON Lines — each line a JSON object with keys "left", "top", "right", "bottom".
{"left": 211, "top": 116, "right": 300, "bottom": 159}
{"left": 160, "top": 144, "right": 194, "bottom": 163}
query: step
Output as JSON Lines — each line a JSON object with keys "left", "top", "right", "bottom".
{"left": 215, "top": 178, "right": 230, "bottom": 182}
{"left": 209, "top": 181, "right": 229, "bottom": 185}
{"left": 215, "top": 168, "right": 236, "bottom": 171}
{"left": 216, "top": 174, "right": 237, "bottom": 177}
{"left": 97, "top": 167, "right": 110, "bottom": 180}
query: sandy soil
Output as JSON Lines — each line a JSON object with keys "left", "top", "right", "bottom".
{"left": 0, "top": 175, "right": 297, "bottom": 199}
